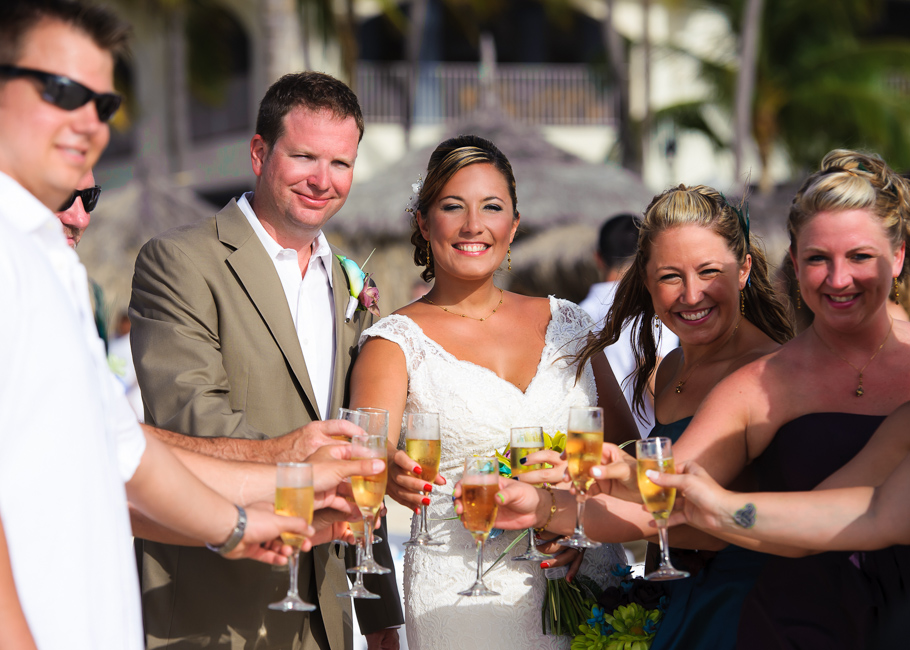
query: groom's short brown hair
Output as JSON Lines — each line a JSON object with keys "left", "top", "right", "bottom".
{"left": 255, "top": 71, "right": 364, "bottom": 148}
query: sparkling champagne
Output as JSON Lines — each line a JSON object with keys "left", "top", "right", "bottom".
{"left": 352, "top": 467, "right": 388, "bottom": 515}
{"left": 566, "top": 430, "right": 603, "bottom": 494}
{"left": 406, "top": 438, "right": 441, "bottom": 484}
{"left": 510, "top": 445, "right": 544, "bottom": 475}
{"left": 275, "top": 485, "right": 315, "bottom": 548}
{"left": 461, "top": 477, "right": 499, "bottom": 542}
{"left": 637, "top": 458, "right": 676, "bottom": 518}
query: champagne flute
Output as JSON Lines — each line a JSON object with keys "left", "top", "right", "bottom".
{"left": 636, "top": 437, "right": 690, "bottom": 581}
{"left": 269, "top": 462, "right": 316, "bottom": 611}
{"left": 334, "top": 409, "right": 381, "bottom": 599}
{"left": 561, "top": 406, "right": 603, "bottom": 549}
{"left": 509, "top": 426, "right": 550, "bottom": 562}
{"left": 350, "top": 432, "right": 391, "bottom": 575}
{"left": 458, "top": 455, "right": 500, "bottom": 596}
{"left": 403, "top": 412, "right": 443, "bottom": 546}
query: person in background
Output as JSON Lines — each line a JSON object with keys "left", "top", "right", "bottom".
{"left": 580, "top": 213, "right": 678, "bottom": 436}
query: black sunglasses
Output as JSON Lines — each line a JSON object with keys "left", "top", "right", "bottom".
{"left": 0, "top": 65, "right": 122, "bottom": 122}
{"left": 59, "top": 185, "right": 102, "bottom": 212}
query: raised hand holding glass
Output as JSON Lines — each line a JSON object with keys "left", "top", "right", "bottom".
{"left": 269, "top": 462, "right": 316, "bottom": 612}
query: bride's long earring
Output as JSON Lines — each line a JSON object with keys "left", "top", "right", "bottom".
{"left": 426, "top": 241, "right": 432, "bottom": 268}
{"left": 507, "top": 247, "right": 512, "bottom": 271}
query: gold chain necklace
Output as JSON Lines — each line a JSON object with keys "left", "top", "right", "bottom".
{"left": 811, "top": 318, "right": 893, "bottom": 397}
{"left": 423, "top": 287, "right": 504, "bottom": 322}
{"left": 675, "top": 318, "right": 742, "bottom": 394}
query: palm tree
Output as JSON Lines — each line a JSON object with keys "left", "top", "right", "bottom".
{"left": 659, "top": 0, "right": 910, "bottom": 190}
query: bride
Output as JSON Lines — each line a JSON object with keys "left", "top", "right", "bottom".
{"left": 349, "top": 135, "right": 638, "bottom": 649}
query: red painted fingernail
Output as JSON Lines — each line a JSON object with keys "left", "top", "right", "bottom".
{"left": 540, "top": 561, "right": 550, "bottom": 569}
{"left": 422, "top": 497, "right": 431, "bottom": 506}
{"left": 413, "top": 466, "right": 422, "bottom": 474}
{"left": 423, "top": 483, "right": 432, "bottom": 492}
{"left": 414, "top": 507, "right": 421, "bottom": 514}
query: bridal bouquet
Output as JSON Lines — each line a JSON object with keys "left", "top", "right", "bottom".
{"left": 571, "top": 565, "right": 666, "bottom": 650}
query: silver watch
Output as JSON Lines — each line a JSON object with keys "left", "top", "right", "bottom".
{"left": 206, "top": 505, "right": 247, "bottom": 556}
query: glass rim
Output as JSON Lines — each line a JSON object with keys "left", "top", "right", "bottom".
{"left": 277, "top": 461, "right": 312, "bottom": 468}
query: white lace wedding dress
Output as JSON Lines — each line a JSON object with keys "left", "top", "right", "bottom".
{"left": 360, "top": 297, "right": 627, "bottom": 650}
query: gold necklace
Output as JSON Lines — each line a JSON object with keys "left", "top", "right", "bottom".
{"left": 675, "top": 318, "right": 741, "bottom": 394}
{"left": 423, "top": 287, "right": 504, "bottom": 322}
{"left": 811, "top": 318, "right": 893, "bottom": 397}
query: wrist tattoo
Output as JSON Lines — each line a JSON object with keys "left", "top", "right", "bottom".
{"left": 733, "top": 503, "right": 756, "bottom": 529}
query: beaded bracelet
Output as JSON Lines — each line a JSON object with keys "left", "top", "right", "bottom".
{"left": 534, "top": 484, "right": 558, "bottom": 534}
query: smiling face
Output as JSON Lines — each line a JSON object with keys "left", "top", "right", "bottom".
{"left": 416, "top": 163, "right": 519, "bottom": 283}
{"left": 792, "top": 208, "right": 904, "bottom": 332}
{"left": 0, "top": 19, "right": 112, "bottom": 210}
{"left": 250, "top": 106, "right": 359, "bottom": 248}
{"left": 645, "top": 224, "right": 751, "bottom": 346}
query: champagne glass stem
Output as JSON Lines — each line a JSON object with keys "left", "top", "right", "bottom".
{"left": 420, "top": 503, "right": 429, "bottom": 535}
{"left": 286, "top": 550, "right": 300, "bottom": 600}
{"left": 362, "top": 513, "right": 376, "bottom": 564}
{"left": 525, "top": 527, "right": 536, "bottom": 553}
{"left": 352, "top": 540, "right": 366, "bottom": 588}
{"left": 656, "top": 518, "right": 673, "bottom": 568}
{"left": 474, "top": 539, "right": 485, "bottom": 586}
{"left": 574, "top": 496, "right": 587, "bottom": 537}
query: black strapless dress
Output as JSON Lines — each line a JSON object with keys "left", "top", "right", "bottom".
{"left": 737, "top": 413, "right": 910, "bottom": 650}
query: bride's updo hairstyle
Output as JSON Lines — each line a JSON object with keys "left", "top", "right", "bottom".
{"left": 788, "top": 149, "right": 910, "bottom": 281}
{"left": 410, "top": 134, "right": 519, "bottom": 282}
{"left": 575, "top": 185, "right": 793, "bottom": 418}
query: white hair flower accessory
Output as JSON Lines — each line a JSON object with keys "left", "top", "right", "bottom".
{"left": 405, "top": 175, "right": 423, "bottom": 214}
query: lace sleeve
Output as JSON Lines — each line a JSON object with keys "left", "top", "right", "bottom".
{"left": 547, "top": 297, "right": 597, "bottom": 356}
{"left": 358, "top": 315, "right": 426, "bottom": 376}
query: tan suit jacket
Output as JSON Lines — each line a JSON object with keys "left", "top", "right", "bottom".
{"left": 129, "top": 200, "right": 403, "bottom": 650}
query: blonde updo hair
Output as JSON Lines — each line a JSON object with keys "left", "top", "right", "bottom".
{"left": 788, "top": 149, "right": 910, "bottom": 279}
{"left": 410, "top": 135, "right": 519, "bottom": 282}
{"left": 576, "top": 184, "right": 793, "bottom": 418}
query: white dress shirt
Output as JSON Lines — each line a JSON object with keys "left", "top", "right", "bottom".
{"left": 238, "top": 193, "right": 336, "bottom": 419}
{"left": 0, "top": 171, "right": 146, "bottom": 650}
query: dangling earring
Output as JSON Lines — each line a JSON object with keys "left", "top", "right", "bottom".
{"left": 426, "top": 241, "right": 432, "bottom": 268}
{"left": 796, "top": 282, "right": 801, "bottom": 310}
{"left": 894, "top": 277, "right": 900, "bottom": 304}
{"left": 741, "top": 290, "right": 745, "bottom": 316}
{"left": 507, "top": 247, "right": 512, "bottom": 271}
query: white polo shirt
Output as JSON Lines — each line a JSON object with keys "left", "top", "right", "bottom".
{"left": 0, "top": 172, "right": 146, "bottom": 650}
{"left": 238, "top": 193, "right": 336, "bottom": 419}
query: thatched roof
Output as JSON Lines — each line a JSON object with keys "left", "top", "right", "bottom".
{"left": 78, "top": 174, "right": 216, "bottom": 323}
{"left": 334, "top": 110, "right": 654, "bottom": 238}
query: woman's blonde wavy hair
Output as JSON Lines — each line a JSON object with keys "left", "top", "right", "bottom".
{"left": 575, "top": 184, "right": 794, "bottom": 419}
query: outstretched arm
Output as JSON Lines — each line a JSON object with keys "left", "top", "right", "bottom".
{"left": 127, "top": 431, "right": 312, "bottom": 562}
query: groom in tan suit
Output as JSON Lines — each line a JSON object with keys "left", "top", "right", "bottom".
{"left": 130, "top": 72, "right": 402, "bottom": 650}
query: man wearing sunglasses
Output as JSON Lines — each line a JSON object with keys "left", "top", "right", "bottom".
{"left": 56, "top": 170, "right": 100, "bottom": 249}
{"left": 0, "top": 3, "right": 373, "bottom": 650}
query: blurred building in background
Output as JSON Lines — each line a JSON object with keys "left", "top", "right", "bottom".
{"left": 88, "top": 0, "right": 910, "bottom": 317}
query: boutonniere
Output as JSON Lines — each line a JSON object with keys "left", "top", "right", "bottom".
{"left": 337, "top": 250, "right": 380, "bottom": 322}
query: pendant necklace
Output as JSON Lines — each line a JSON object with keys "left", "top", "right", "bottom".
{"left": 676, "top": 318, "right": 742, "bottom": 394}
{"left": 423, "top": 287, "right": 504, "bottom": 322}
{"left": 811, "top": 318, "right": 893, "bottom": 397}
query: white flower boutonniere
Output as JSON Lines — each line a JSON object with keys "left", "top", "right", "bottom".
{"left": 337, "top": 250, "right": 380, "bottom": 322}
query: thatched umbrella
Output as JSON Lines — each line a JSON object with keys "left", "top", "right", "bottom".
{"left": 336, "top": 110, "right": 654, "bottom": 305}
{"left": 78, "top": 173, "right": 216, "bottom": 327}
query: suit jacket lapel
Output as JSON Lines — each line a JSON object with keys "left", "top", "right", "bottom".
{"left": 216, "top": 201, "right": 320, "bottom": 420}
{"left": 330, "top": 249, "right": 355, "bottom": 418}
